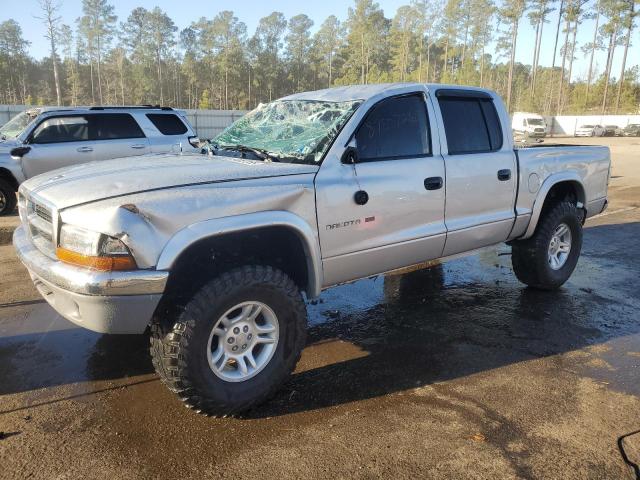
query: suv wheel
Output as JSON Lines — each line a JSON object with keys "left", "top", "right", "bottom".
{"left": 511, "top": 201, "right": 583, "bottom": 290}
{"left": 150, "top": 265, "right": 307, "bottom": 416}
{"left": 0, "top": 179, "right": 17, "bottom": 216}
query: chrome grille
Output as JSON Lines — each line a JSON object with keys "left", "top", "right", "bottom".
{"left": 25, "top": 196, "right": 57, "bottom": 259}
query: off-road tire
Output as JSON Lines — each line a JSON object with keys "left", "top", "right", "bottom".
{"left": 511, "top": 201, "right": 583, "bottom": 290}
{"left": 0, "top": 179, "right": 17, "bottom": 216}
{"left": 150, "top": 265, "right": 307, "bottom": 416}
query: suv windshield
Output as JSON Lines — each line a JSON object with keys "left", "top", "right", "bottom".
{"left": 214, "top": 99, "right": 361, "bottom": 164}
{"left": 0, "top": 110, "right": 40, "bottom": 140}
{"left": 527, "top": 118, "right": 544, "bottom": 126}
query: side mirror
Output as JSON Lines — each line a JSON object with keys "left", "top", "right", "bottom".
{"left": 188, "top": 135, "right": 201, "bottom": 148}
{"left": 10, "top": 146, "right": 31, "bottom": 160}
{"left": 341, "top": 146, "right": 359, "bottom": 165}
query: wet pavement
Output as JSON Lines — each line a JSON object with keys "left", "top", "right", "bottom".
{"left": 1, "top": 137, "right": 640, "bottom": 479}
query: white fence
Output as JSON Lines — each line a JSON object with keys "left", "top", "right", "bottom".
{"left": 0, "top": 105, "right": 247, "bottom": 140}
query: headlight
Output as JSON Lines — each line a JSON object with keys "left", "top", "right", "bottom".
{"left": 57, "top": 224, "right": 137, "bottom": 271}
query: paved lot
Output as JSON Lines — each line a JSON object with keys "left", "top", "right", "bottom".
{"left": 1, "top": 137, "right": 639, "bottom": 479}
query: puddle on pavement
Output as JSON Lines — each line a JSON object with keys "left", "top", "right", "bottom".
{"left": 1, "top": 221, "right": 639, "bottom": 411}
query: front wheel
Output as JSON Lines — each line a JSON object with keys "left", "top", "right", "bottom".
{"left": 0, "top": 179, "right": 17, "bottom": 216}
{"left": 511, "top": 201, "right": 583, "bottom": 290}
{"left": 150, "top": 265, "right": 307, "bottom": 416}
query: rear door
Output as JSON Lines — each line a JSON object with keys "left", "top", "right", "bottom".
{"left": 316, "top": 92, "right": 447, "bottom": 286}
{"left": 89, "top": 113, "right": 150, "bottom": 160}
{"left": 434, "top": 90, "right": 517, "bottom": 256}
{"left": 144, "top": 113, "right": 190, "bottom": 153}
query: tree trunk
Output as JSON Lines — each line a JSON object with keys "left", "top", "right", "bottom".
{"left": 119, "top": 59, "right": 125, "bottom": 106}
{"left": 89, "top": 59, "right": 95, "bottom": 104}
{"left": 564, "top": 16, "right": 579, "bottom": 115}
{"left": 418, "top": 33, "right": 423, "bottom": 82}
{"left": 49, "top": 35, "right": 62, "bottom": 105}
{"left": 157, "top": 50, "right": 164, "bottom": 105}
{"left": 614, "top": 0, "right": 634, "bottom": 113}
{"left": 506, "top": 19, "right": 519, "bottom": 112}
{"left": 601, "top": 28, "right": 617, "bottom": 115}
{"left": 584, "top": 4, "right": 600, "bottom": 108}
{"left": 529, "top": 20, "right": 541, "bottom": 100}
{"left": 480, "top": 43, "right": 485, "bottom": 87}
{"left": 426, "top": 39, "right": 431, "bottom": 82}
{"left": 96, "top": 34, "right": 103, "bottom": 104}
{"left": 443, "top": 37, "right": 449, "bottom": 81}
{"left": 556, "top": 7, "right": 571, "bottom": 114}
{"left": 329, "top": 50, "right": 333, "bottom": 86}
{"left": 551, "top": 0, "right": 565, "bottom": 69}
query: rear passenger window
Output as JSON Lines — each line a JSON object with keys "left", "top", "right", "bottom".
{"left": 356, "top": 94, "right": 431, "bottom": 161}
{"left": 91, "top": 113, "right": 145, "bottom": 140}
{"left": 438, "top": 96, "right": 503, "bottom": 154}
{"left": 146, "top": 113, "right": 188, "bottom": 135}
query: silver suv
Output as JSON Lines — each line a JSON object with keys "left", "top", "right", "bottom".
{"left": 0, "top": 106, "right": 200, "bottom": 215}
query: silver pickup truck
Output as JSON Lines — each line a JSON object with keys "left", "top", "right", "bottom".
{"left": 13, "top": 83, "right": 610, "bottom": 416}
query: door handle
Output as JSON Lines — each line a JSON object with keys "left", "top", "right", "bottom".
{"left": 130, "top": 144, "right": 147, "bottom": 149}
{"left": 76, "top": 146, "right": 93, "bottom": 153}
{"left": 497, "top": 169, "right": 512, "bottom": 181}
{"left": 424, "top": 176, "right": 443, "bottom": 190}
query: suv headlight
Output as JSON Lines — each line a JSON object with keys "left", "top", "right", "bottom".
{"left": 56, "top": 224, "right": 137, "bottom": 271}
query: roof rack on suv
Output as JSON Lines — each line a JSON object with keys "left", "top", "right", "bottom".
{"left": 88, "top": 105, "right": 174, "bottom": 111}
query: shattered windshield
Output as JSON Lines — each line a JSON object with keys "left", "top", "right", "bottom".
{"left": 214, "top": 99, "right": 362, "bottom": 164}
{"left": 0, "top": 110, "right": 39, "bottom": 140}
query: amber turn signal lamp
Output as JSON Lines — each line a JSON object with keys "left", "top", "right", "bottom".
{"left": 56, "top": 247, "right": 137, "bottom": 271}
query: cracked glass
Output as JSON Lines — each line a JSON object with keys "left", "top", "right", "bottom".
{"left": 214, "top": 100, "right": 362, "bottom": 164}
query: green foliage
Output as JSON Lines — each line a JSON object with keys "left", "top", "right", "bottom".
{"left": 0, "top": 0, "right": 637, "bottom": 114}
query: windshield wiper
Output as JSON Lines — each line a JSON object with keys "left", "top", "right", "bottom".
{"left": 217, "top": 144, "right": 280, "bottom": 162}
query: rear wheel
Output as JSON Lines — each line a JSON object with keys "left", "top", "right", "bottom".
{"left": 511, "top": 201, "right": 583, "bottom": 290}
{"left": 0, "top": 179, "right": 17, "bottom": 216}
{"left": 150, "top": 265, "right": 307, "bottom": 416}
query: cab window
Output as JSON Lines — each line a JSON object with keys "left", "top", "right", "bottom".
{"left": 355, "top": 94, "right": 431, "bottom": 161}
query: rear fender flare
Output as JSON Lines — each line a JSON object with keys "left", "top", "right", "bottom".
{"left": 521, "top": 172, "right": 586, "bottom": 240}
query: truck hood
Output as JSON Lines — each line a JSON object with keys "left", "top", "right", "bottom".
{"left": 23, "top": 153, "right": 319, "bottom": 210}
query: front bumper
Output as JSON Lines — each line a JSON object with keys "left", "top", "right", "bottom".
{"left": 13, "top": 226, "right": 168, "bottom": 334}
{"left": 527, "top": 131, "right": 546, "bottom": 138}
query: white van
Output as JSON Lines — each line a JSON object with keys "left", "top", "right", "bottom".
{"left": 512, "top": 112, "right": 547, "bottom": 141}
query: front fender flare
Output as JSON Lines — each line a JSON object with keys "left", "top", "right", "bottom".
{"left": 156, "top": 211, "right": 323, "bottom": 298}
{"left": 521, "top": 172, "right": 586, "bottom": 240}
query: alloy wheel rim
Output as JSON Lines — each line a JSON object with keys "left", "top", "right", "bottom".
{"left": 548, "top": 223, "right": 572, "bottom": 270}
{"left": 207, "top": 301, "right": 279, "bottom": 382}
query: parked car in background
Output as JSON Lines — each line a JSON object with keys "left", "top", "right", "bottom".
{"left": 14, "top": 83, "right": 610, "bottom": 416}
{"left": 0, "top": 106, "right": 200, "bottom": 215}
{"left": 623, "top": 124, "right": 640, "bottom": 136}
{"left": 575, "top": 124, "right": 605, "bottom": 137}
{"left": 603, "top": 125, "right": 622, "bottom": 137}
{"left": 512, "top": 112, "right": 546, "bottom": 141}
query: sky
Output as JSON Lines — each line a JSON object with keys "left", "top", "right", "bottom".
{"left": 0, "top": 0, "right": 637, "bottom": 83}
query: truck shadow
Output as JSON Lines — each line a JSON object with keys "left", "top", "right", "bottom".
{"left": 248, "top": 220, "right": 640, "bottom": 417}
{"left": 0, "top": 221, "right": 638, "bottom": 415}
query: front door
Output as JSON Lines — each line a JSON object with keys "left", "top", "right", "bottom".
{"left": 21, "top": 114, "right": 95, "bottom": 178}
{"left": 315, "top": 93, "right": 447, "bottom": 287}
